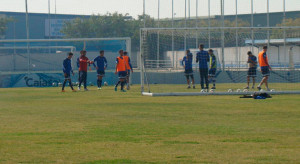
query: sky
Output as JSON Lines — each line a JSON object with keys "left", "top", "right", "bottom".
{"left": 0, "top": 0, "right": 299, "bottom": 19}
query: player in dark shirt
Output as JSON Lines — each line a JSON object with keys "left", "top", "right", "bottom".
{"left": 196, "top": 44, "right": 210, "bottom": 91}
{"left": 62, "top": 52, "right": 75, "bottom": 92}
{"left": 93, "top": 50, "right": 108, "bottom": 90}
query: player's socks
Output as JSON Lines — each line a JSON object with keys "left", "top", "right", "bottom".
{"left": 69, "top": 81, "right": 74, "bottom": 90}
{"left": 121, "top": 81, "right": 125, "bottom": 90}
{"left": 97, "top": 79, "right": 100, "bottom": 88}
{"left": 99, "top": 80, "right": 102, "bottom": 87}
{"left": 115, "top": 81, "right": 121, "bottom": 87}
{"left": 212, "top": 78, "right": 216, "bottom": 86}
{"left": 62, "top": 80, "right": 67, "bottom": 91}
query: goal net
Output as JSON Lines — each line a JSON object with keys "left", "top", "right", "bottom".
{"left": 140, "top": 27, "right": 300, "bottom": 96}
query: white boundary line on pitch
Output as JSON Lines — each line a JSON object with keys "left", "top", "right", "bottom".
{"left": 142, "top": 91, "right": 300, "bottom": 97}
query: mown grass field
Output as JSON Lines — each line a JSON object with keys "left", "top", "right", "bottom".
{"left": 0, "top": 85, "right": 300, "bottom": 163}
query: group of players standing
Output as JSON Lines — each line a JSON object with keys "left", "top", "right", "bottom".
{"left": 61, "top": 49, "right": 133, "bottom": 92}
{"left": 181, "top": 44, "right": 272, "bottom": 92}
{"left": 62, "top": 44, "right": 272, "bottom": 93}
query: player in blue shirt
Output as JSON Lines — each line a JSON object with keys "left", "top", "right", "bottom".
{"left": 62, "top": 52, "right": 75, "bottom": 92}
{"left": 93, "top": 50, "right": 107, "bottom": 90}
{"left": 181, "top": 50, "right": 195, "bottom": 89}
{"left": 245, "top": 51, "right": 257, "bottom": 89}
{"left": 196, "top": 44, "right": 210, "bottom": 91}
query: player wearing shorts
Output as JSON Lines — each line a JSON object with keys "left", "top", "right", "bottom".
{"left": 181, "top": 50, "right": 195, "bottom": 89}
{"left": 196, "top": 44, "right": 210, "bottom": 91}
{"left": 208, "top": 49, "right": 217, "bottom": 89}
{"left": 244, "top": 51, "right": 257, "bottom": 89}
{"left": 257, "top": 46, "right": 272, "bottom": 91}
{"left": 62, "top": 52, "right": 75, "bottom": 92}
{"left": 123, "top": 51, "right": 133, "bottom": 90}
{"left": 114, "top": 50, "right": 127, "bottom": 92}
{"left": 93, "top": 50, "right": 107, "bottom": 90}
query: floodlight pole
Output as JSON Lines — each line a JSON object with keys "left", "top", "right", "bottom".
{"left": 188, "top": 0, "right": 190, "bottom": 19}
{"left": 25, "top": 0, "right": 30, "bottom": 74}
{"left": 48, "top": 0, "right": 51, "bottom": 53}
{"left": 235, "top": 0, "right": 238, "bottom": 67}
{"left": 184, "top": 0, "right": 187, "bottom": 51}
{"left": 157, "top": 0, "right": 160, "bottom": 68}
{"left": 251, "top": 0, "right": 254, "bottom": 53}
{"left": 283, "top": 0, "right": 286, "bottom": 65}
{"left": 221, "top": 0, "right": 225, "bottom": 71}
{"left": 196, "top": 0, "right": 199, "bottom": 48}
{"left": 143, "top": 0, "right": 146, "bottom": 28}
{"left": 208, "top": 0, "right": 211, "bottom": 48}
{"left": 172, "top": 0, "right": 175, "bottom": 68}
{"left": 267, "top": 0, "right": 270, "bottom": 50}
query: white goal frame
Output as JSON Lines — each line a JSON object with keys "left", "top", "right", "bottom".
{"left": 139, "top": 27, "right": 300, "bottom": 96}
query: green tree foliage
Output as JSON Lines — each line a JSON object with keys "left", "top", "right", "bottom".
{"left": 61, "top": 13, "right": 155, "bottom": 51}
{"left": 61, "top": 13, "right": 250, "bottom": 50}
{"left": 271, "top": 18, "right": 300, "bottom": 39}
{"left": 0, "top": 15, "right": 13, "bottom": 38}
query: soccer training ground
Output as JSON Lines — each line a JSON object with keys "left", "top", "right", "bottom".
{"left": 0, "top": 85, "right": 300, "bottom": 163}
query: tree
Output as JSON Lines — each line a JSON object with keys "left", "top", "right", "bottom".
{"left": 271, "top": 18, "right": 300, "bottom": 39}
{"left": 0, "top": 15, "right": 13, "bottom": 38}
{"left": 61, "top": 13, "right": 156, "bottom": 51}
{"left": 60, "top": 12, "right": 250, "bottom": 51}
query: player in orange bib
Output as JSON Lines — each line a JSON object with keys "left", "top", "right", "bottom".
{"left": 114, "top": 50, "right": 127, "bottom": 92}
{"left": 257, "top": 46, "right": 272, "bottom": 91}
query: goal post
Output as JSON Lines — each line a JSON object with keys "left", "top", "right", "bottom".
{"left": 140, "top": 27, "right": 300, "bottom": 96}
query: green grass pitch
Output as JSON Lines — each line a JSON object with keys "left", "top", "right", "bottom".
{"left": 0, "top": 85, "right": 300, "bottom": 163}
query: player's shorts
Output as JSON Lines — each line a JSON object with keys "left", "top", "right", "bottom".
{"left": 184, "top": 69, "right": 193, "bottom": 76}
{"left": 184, "top": 69, "right": 194, "bottom": 79}
{"left": 247, "top": 67, "right": 257, "bottom": 77}
{"left": 261, "top": 66, "right": 270, "bottom": 77}
{"left": 64, "top": 73, "right": 71, "bottom": 80}
{"left": 97, "top": 70, "right": 105, "bottom": 77}
{"left": 118, "top": 71, "right": 127, "bottom": 79}
{"left": 208, "top": 68, "right": 216, "bottom": 77}
{"left": 127, "top": 70, "right": 131, "bottom": 77}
